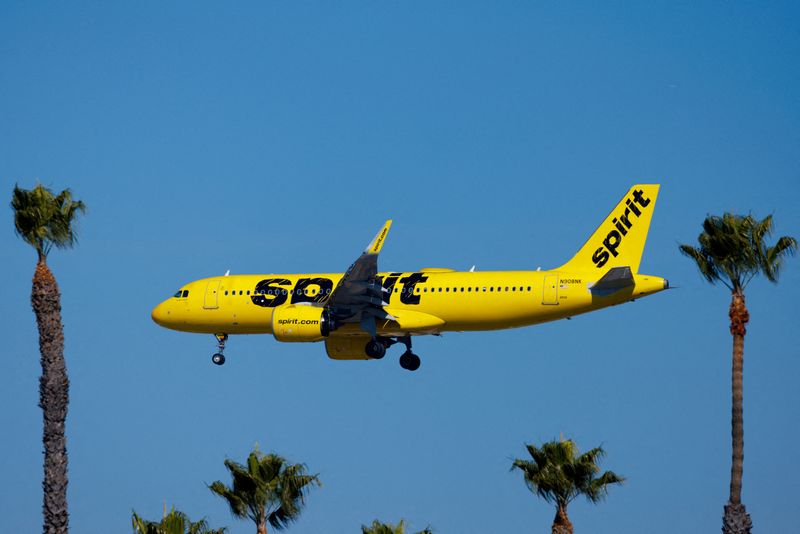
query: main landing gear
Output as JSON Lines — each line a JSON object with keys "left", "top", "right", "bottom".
{"left": 211, "top": 333, "right": 228, "bottom": 365}
{"left": 365, "top": 335, "right": 421, "bottom": 371}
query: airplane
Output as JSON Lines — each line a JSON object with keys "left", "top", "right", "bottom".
{"left": 151, "top": 184, "right": 668, "bottom": 371}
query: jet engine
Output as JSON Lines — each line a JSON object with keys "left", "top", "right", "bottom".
{"left": 271, "top": 305, "right": 334, "bottom": 342}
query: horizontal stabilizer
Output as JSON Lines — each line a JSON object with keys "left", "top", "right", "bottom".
{"left": 590, "top": 266, "right": 634, "bottom": 294}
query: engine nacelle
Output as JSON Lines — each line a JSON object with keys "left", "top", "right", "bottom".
{"left": 271, "top": 305, "right": 333, "bottom": 342}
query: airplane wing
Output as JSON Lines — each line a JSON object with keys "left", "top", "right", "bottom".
{"left": 325, "top": 220, "right": 394, "bottom": 336}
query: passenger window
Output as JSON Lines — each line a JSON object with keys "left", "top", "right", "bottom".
{"left": 460, "top": 287, "right": 464, "bottom": 292}
{"left": 527, "top": 286, "right": 532, "bottom": 291}
{"left": 445, "top": 288, "right": 450, "bottom": 292}
{"left": 224, "top": 291, "right": 229, "bottom": 296}
{"left": 489, "top": 287, "right": 494, "bottom": 292}
{"left": 468, "top": 287, "right": 472, "bottom": 292}
{"left": 423, "top": 288, "right": 427, "bottom": 292}
{"left": 482, "top": 287, "right": 486, "bottom": 292}
{"left": 512, "top": 287, "right": 516, "bottom": 292}
{"left": 247, "top": 290, "right": 250, "bottom": 295}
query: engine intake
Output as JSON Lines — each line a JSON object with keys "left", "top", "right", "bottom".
{"left": 272, "top": 305, "right": 333, "bottom": 342}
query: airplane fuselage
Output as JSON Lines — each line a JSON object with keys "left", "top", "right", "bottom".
{"left": 152, "top": 268, "right": 668, "bottom": 336}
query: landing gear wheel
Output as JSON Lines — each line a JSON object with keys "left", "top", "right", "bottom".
{"left": 365, "top": 338, "right": 386, "bottom": 359}
{"left": 212, "top": 334, "right": 228, "bottom": 366}
{"left": 399, "top": 351, "right": 421, "bottom": 371}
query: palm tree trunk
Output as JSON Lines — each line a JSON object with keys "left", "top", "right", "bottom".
{"left": 551, "top": 504, "right": 573, "bottom": 534}
{"left": 32, "top": 258, "right": 70, "bottom": 534}
{"left": 722, "top": 290, "right": 752, "bottom": 534}
{"left": 257, "top": 522, "right": 267, "bottom": 534}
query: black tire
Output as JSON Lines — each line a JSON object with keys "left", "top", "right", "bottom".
{"left": 212, "top": 353, "right": 226, "bottom": 365}
{"left": 399, "top": 351, "right": 421, "bottom": 371}
{"left": 364, "top": 339, "right": 386, "bottom": 359}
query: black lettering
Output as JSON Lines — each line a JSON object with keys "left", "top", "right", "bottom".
{"left": 603, "top": 230, "right": 622, "bottom": 257}
{"left": 632, "top": 189, "right": 651, "bottom": 207}
{"left": 625, "top": 198, "right": 641, "bottom": 217}
{"left": 251, "top": 278, "right": 291, "bottom": 307}
{"left": 592, "top": 248, "right": 610, "bottom": 267}
{"left": 613, "top": 217, "right": 628, "bottom": 236}
{"left": 399, "top": 272, "right": 428, "bottom": 305}
{"left": 378, "top": 272, "right": 403, "bottom": 304}
{"left": 292, "top": 277, "right": 334, "bottom": 304}
{"left": 619, "top": 208, "right": 633, "bottom": 228}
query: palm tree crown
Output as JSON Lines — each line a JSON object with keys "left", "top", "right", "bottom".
{"left": 11, "top": 183, "right": 86, "bottom": 261}
{"left": 209, "top": 447, "right": 320, "bottom": 534}
{"left": 512, "top": 439, "right": 623, "bottom": 510}
{"left": 360, "top": 519, "right": 433, "bottom": 534}
{"left": 132, "top": 507, "right": 227, "bottom": 534}
{"left": 679, "top": 213, "right": 796, "bottom": 292}
{"left": 512, "top": 438, "right": 623, "bottom": 534}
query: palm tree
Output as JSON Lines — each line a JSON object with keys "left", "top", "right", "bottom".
{"left": 511, "top": 438, "right": 624, "bottom": 534}
{"left": 132, "top": 506, "right": 227, "bottom": 534}
{"left": 360, "top": 519, "right": 434, "bottom": 534}
{"left": 361, "top": 519, "right": 407, "bottom": 534}
{"left": 680, "top": 213, "right": 796, "bottom": 534}
{"left": 11, "top": 183, "right": 85, "bottom": 534}
{"left": 209, "top": 446, "right": 320, "bottom": 534}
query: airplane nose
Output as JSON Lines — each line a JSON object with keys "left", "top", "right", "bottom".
{"left": 151, "top": 301, "right": 169, "bottom": 326}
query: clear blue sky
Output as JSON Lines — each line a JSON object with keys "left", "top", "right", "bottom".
{"left": 2, "top": 2, "right": 799, "bottom": 533}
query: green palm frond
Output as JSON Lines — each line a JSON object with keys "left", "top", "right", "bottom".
{"left": 209, "top": 446, "right": 320, "bottom": 532}
{"left": 11, "top": 183, "right": 86, "bottom": 259}
{"left": 132, "top": 507, "right": 226, "bottom": 534}
{"left": 680, "top": 213, "right": 796, "bottom": 290}
{"left": 511, "top": 438, "right": 624, "bottom": 508}
{"left": 361, "top": 519, "right": 407, "bottom": 534}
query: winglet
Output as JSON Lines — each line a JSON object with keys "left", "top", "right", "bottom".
{"left": 365, "top": 220, "right": 392, "bottom": 254}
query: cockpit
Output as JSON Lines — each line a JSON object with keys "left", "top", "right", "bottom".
{"left": 173, "top": 289, "right": 189, "bottom": 298}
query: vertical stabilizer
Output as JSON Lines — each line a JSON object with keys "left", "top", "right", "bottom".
{"left": 557, "top": 184, "right": 660, "bottom": 273}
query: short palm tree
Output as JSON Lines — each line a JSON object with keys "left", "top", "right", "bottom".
{"left": 11, "top": 183, "right": 85, "bottom": 534}
{"left": 680, "top": 213, "right": 796, "bottom": 534}
{"left": 511, "top": 438, "right": 624, "bottom": 534}
{"left": 361, "top": 519, "right": 407, "bottom": 534}
{"left": 132, "top": 506, "right": 227, "bottom": 534}
{"left": 360, "top": 519, "right": 434, "bottom": 534}
{"left": 209, "top": 446, "right": 320, "bottom": 534}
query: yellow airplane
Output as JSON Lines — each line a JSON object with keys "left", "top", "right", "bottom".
{"left": 152, "top": 184, "right": 668, "bottom": 371}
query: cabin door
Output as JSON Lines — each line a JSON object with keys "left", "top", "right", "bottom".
{"left": 542, "top": 274, "right": 559, "bottom": 305}
{"left": 204, "top": 280, "right": 220, "bottom": 309}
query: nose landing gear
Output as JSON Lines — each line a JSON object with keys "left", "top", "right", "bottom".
{"left": 212, "top": 333, "right": 228, "bottom": 365}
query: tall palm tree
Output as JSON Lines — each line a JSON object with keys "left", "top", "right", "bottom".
{"left": 209, "top": 446, "right": 320, "bottom": 534}
{"left": 511, "top": 438, "right": 624, "bottom": 534}
{"left": 680, "top": 213, "right": 796, "bottom": 534}
{"left": 11, "top": 183, "right": 85, "bottom": 534}
{"left": 132, "top": 506, "right": 227, "bottom": 534}
{"left": 360, "top": 519, "right": 434, "bottom": 534}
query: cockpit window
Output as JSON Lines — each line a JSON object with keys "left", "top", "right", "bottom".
{"left": 173, "top": 290, "right": 182, "bottom": 298}
{"left": 173, "top": 290, "right": 189, "bottom": 298}
{"left": 182, "top": 290, "right": 189, "bottom": 298}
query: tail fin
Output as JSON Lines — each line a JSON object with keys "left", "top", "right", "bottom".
{"left": 557, "top": 184, "right": 660, "bottom": 273}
